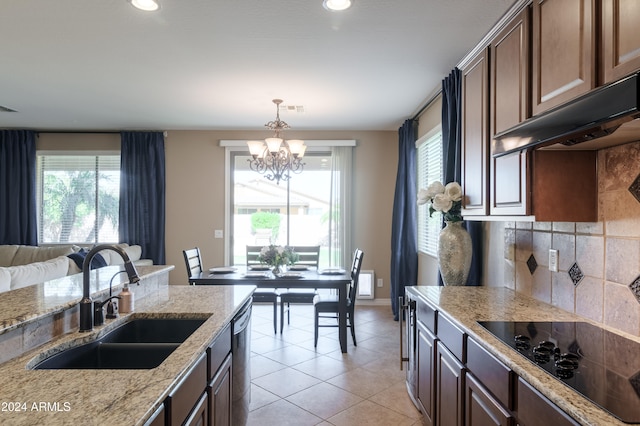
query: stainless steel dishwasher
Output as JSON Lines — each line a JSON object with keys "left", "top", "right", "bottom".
{"left": 232, "top": 300, "right": 252, "bottom": 426}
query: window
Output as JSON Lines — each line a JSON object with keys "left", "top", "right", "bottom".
{"left": 416, "top": 129, "right": 443, "bottom": 256}
{"left": 37, "top": 154, "right": 120, "bottom": 244}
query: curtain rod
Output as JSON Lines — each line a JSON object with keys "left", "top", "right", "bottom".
{"left": 411, "top": 88, "right": 442, "bottom": 121}
{"left": 36, "top": 130, "right": 168, "bottom": 136}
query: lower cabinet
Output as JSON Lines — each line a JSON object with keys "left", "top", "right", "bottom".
{"left": 184, "top": 392, "right": 208, "bottom": 426}
{"left": 465, "top": 373, "right": 513, "bottom": 426}
{"left": 516, "top": 378, "right": 580, "bottom": 426}
{"left": 209, "top": 354, "right": 233, "bottom": 426}
{"left": 436, "top": 342, "right": 465, "bottom": 426}
{"left": 417, "top": 320, "right": 436, "bottom": 426}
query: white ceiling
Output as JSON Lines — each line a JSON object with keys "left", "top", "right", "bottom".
{"left": 0, "top": 0, "right": 514, "bottom": 132}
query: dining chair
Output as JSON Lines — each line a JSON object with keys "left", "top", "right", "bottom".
{"left": 183, "top": 247, "right": 203, "bottom": 284}
{"left": 278, "top": 245, "right": 320, "bottom": 333}
{"left": 313, "top": 248, "right": 364, "bottom": 347}
{"left": 246, "top": 245, "right": 279, "bottom": 333}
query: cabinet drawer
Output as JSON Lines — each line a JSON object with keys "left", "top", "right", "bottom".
{"left": 208, "top": 323, "right": 232, "bottom": 381}
{"left": 437, "top": 313, "right": 465, "bottom": 362}
{"left": 167, "top": 352, "right": 207, "bottom": 426}
{"left": 416, "top": 296, "right": 437, "bottom": 333}
{"left": 516, "top": 377, "right": 579, "bottom": 426}
{"left": 466, "top": 337, "right": 513, "bottom": 409}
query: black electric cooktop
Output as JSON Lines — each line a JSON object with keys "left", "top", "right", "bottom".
{"left": 478, "top": 321, "right": 640, "bottom": 423}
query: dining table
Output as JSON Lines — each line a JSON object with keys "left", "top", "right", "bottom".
{"left": 189, "top": 266, "right": 353, "bottom": 353}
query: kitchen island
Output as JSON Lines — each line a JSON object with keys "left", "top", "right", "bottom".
{"left": 0, "top": 265, "right": 255, "bottom": 425}
{"left": 405, "top": 286, "right": 640, "bottom": 426}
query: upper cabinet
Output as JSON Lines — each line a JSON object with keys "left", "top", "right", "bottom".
{"left": 531, "top": 0, "right": 596, "bottom": 115}
{"left": 461, "top": 48, "right": 489, "bottom": 217}
{"left": 490, "top": 7, "right": 531, "bottom": 216}
{"left": 601, "top": 0, "right": 640, "bottom": 83}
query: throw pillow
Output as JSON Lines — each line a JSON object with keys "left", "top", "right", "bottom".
{"left": 67, "top": 249, "right": 107, "bottom": 271}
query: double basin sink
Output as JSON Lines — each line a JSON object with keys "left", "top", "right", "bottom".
{"left": 32, "top": 318, "right": 207, "bottom": 370}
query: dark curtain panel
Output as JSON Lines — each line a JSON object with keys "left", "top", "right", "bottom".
{"left": 0, "top": 130, "right": 37, "bottom": 245}
{"left": 390, "top": 119, "right": 419, "bottom": 320}
{"left": 119, "top": 132, "right": 166, "bottom": 264}
{"left": 441, "top": 68, "right": 483, "bottom": 286}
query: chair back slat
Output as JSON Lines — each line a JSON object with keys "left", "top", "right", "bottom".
{"left": 290, "top": 245, "right": 320, "bottom": 268}
{"left": 348, "top": 248, "right": 365, "bottom": 303}
{"left": 246, "top": 245, "right": 263, "bottom": 266}
{"left": 183, "top": 247, "right": 203, "bottom": 282}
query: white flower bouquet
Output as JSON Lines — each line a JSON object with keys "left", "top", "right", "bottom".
{"left": 417, "top": 181, "right": 463, "bottom": 222}
{"left": 257, "top": 245, "right": 299, "bottom": 267}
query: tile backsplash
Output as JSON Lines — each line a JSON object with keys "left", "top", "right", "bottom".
{"left": 506, "top": 142, "right": 640, "bottom": 337}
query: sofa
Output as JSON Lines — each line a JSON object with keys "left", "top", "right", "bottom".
{"left": 0, "top": 244, "right": 152, "bottom": 293}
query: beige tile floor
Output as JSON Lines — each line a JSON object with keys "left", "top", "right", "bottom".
{"left": 248, "top": 302, "right": 423, "bottom": 426}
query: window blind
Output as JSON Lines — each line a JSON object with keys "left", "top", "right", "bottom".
{"left": 416, "top": 131, "right": 443, "bottom": 256}
{"left": 37, "top": 154, "right": 120, "bottom": 244}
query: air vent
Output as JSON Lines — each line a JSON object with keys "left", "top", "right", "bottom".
{"left": 279, "top": 104, "right": 305, "bottom": 113}
{"left": 0, "top": 105, "right": 17, "bottom": 112}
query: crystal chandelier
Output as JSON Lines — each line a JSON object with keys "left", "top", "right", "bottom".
{"left": 247, "top": 99, "right": 306, "bottom": 185}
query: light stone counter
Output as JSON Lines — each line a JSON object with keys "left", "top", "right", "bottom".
{"left": 0, "top": 266, "right": 255, "bottom": 425}
{"left": 408, "top": 286, "right": 640, "bottom": 426}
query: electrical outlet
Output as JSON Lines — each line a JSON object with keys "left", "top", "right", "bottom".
{"left": 549, "top": 249, "right": 559, "bottom": 272}
{"left": 377, "top": 278, "right": 383, "bottom": 288}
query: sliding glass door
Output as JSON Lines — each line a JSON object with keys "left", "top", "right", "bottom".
{"left": 230, "top": 152, "right": 334, "bottom": 267}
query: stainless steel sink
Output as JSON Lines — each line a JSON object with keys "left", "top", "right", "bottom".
{"left": 32, "top": 317, "right": 208, "bottom": 370}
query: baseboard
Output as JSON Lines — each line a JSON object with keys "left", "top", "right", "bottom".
{"left": 356, "top": 298, "right": 391, "bottom": 306}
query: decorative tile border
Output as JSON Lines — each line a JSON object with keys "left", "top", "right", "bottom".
{"left": 629, "top": 275, "right": 640, "bottom": 304}
{"left": 527, "top": 254, "right": 538, "bottom": 275}
{"left": 568, "top": 262, "right": 584, "bottom": 286}
{"left": 629, "top": 173, "right": 640, "bottom": 204}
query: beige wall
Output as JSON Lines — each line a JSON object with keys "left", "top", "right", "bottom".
{"left": 507, "top": 142, "right": 640, "bottom": 337}
{"left": 37, "top": 130, "right": 398, "bottom": 300}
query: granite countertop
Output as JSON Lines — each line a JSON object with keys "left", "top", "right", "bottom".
{"left": 408, "top": 286, "right": 640, "bottom": 426}
{"left": 0, "top": 282, "right": 255, "bottom": 425}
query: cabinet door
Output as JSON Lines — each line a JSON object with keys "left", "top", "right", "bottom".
{"left": 490, "top": 150, "right": 529, "bottom": 216}
{"left": 461, "top": 48, "right": 489, "bottom": 216}
{"left": 209, "top": 354, "right": 233, "bottom": 426}
{"left": 491, "top": 6, "right": 530, "bottom": 137}
{"left": 418, "top": 321, "right": 437, "bottom": 426}
{"left": 184, "top": 393, "right": 208, "bottom": 426}
{"left": 532, "top": 0, "right": 595, "bottom": 115}
{"left": 601, "top": 0, "right": 640, "bottom": 83}
{"left": 516, "top": 378, "right": 579, "bottom": 426}
{"left": 465, "top": 373, "right": 513, "bottom": 426}
{"left": 436, "top": 343, "right": 464, "bottom": 426}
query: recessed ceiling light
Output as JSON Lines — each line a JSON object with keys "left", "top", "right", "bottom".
{"left": 323, "top": 0, "right": 352, "bottom": 12}
{"left": 129, "top": 0, "right": 160, "bottom": 12}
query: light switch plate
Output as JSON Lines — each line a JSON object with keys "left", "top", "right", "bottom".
{"left": 549, "top": 249, "right": 559, "bottom": 272}
{"left": 214, "top": 230, "right": 223, "bottom": 239}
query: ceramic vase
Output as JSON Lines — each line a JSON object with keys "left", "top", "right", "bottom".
{"left": 438, "top": 221, "right": 472, "bottom": 286}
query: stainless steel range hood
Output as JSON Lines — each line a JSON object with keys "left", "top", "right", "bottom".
{"left": 492, "top": 72, "right": 640, "bottom": 157}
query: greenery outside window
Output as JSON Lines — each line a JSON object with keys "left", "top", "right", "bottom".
{"left": 37, "top": 153, "right": 120, "bottom": 244}
{"left": 416, "top": 129, "right": 443, "bottom": 256}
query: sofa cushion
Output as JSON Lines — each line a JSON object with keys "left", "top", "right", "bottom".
{"left": 67, "top": 249, "right": 107, "bottom": 271}
{"left": 11, "top": 245, "right": 76, "bottom": 266}
{"left": 0, "top": 245, "right": 20, "bottom": 267}
{"left": 9, "top": 256, "right": 69, "bottom": 290}
{"left": 97, "top": 244, "right": 142, "bottom": 265}
{"left": 0, "top": 268, "right": 10, "bottom": 293}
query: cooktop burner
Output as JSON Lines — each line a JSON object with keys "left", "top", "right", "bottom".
{"left": 478, "top": 321, "right": 640, "bottom": 423}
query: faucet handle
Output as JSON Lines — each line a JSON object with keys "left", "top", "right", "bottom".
{"left": 93, "top": 301, "right": 105, "bottom": 327}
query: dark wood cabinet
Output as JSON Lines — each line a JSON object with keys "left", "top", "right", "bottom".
{"left": 184, "top": 393, "right": 208, "bottom": 426}
{"left": 461, "top": 48, "right": 489, "bottom": 217}
{"left": 601, "top": 0, "right": 640, "bottom": 83}
{"left": 436, "top": 342, "right": 465, "bottom": 426}
{"left": 532, "top": 0, "right": 596, "bottom": 115}
{"left": 209, "top": 354, "right": 233, "bottom": 426}
{"left": 465, "top": 373, "right": 513, "bottom": 426}
{"left": 417, "top": 321, "right": 437, "bottom": 426}
{"left": 166, "top": 353, "right": 208, "bottom": 426}
{"left": 516, "top": 377, "right": 580, "bottom": 426}
{"left": 145, "top": 404, "right": 166, "bottom": 426}
{"left": 490, "top": 150, "right": 529, "bottom": 216}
